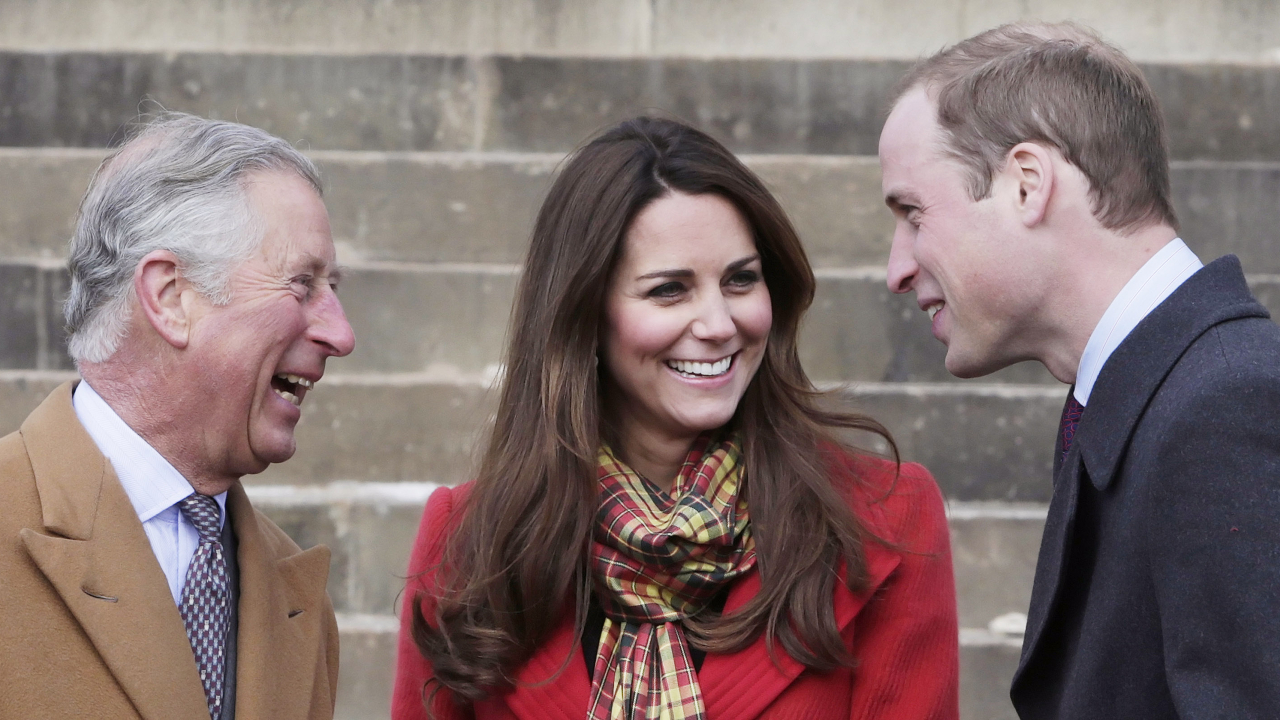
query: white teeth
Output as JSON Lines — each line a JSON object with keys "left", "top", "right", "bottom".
{"left": 927, "top": 304, "right": 942, "bottom": 320}
{"left": 274, "top": 388, "right": 301, "bottom": 406}
{"left": 667, "top": 357, "right": 733, "bottom": 378}
{"left": 276, "top": 373, "right": 315, "bottom": 389}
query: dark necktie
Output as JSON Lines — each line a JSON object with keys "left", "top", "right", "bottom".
{"left": 1060, "top": 393, "right": 1085, "bottom": 462}
{"left": 178, "top": 493, "right": 231, "bottom": 720}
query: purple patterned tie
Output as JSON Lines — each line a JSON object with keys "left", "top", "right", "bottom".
{"left": 1060, "top": 393, "right": 1085, "bottom": 462}
{"left": 178, "top": 493, "right": 230, "bottom": 720}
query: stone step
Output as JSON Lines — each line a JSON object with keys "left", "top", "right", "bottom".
{"left": 1, "top": 53, "right": 1279, "bottom": 160}
{"left": 3, "top": 0, "right": 1279, "bottom": 66}
{"left": 0, "top": 371, "right": 1067, "bottom": 501}
{"left": 7, "top": 257, "right": 1280, "bottom": 387}
{"left": 335, "top": 615, "right": 1022, "bottom": 720}
{"left": 4, "top": 149, "right": 1280, "bottom": 275}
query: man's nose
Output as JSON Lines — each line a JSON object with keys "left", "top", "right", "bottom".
{"left": 885, "top": 226, "right": 919, "bottom": 295}
{"left": 311, "top": 292, "right": 356, "bottom": 357}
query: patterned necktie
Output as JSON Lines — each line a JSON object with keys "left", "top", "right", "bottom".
{"left": 1060, "top": 393, "right": 1085, "bottom": 462}
{"left": 177, "top": 493, "right": 230, "bottom": 720}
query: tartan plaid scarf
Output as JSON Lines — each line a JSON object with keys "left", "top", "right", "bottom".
{"left": 588, "top": 433, "right": 756, "bottom": 720}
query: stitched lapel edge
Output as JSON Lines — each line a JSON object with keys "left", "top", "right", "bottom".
{"left": 699, "top": 548, "right": 901, "bottom": 719}
{"left": 229, "top": 483, "right": 332, "bottom": 720}
{"left": 19, "top": 382, "right": 209, "bottom": 719}
{"left": 1011, "top": 442, "right": 1082, "bottom": 693}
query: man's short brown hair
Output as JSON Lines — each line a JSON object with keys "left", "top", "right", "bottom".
{"left": 897, "top": 21, "right": 1178, "bottom": 233}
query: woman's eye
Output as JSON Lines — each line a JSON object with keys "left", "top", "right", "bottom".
{"left": 727, "top": 270, "right": 760, "bottom": 288}
{"left": 648, "top": 281, "right": 684, "bottom": 298}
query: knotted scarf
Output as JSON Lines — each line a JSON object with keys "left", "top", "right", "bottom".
{"left": 588, "top": 433, "right": 756, "bottom": 720}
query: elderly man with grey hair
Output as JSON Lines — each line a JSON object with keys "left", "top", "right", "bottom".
{"left": 0, "top": 112, "right": 354, "bottom": 719}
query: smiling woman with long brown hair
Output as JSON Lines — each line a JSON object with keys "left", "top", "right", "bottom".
{"left": 392, "top": 117, "right": 959, "bottom": 719}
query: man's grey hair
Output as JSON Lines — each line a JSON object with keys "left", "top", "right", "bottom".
{"left": 64, "top": 112, "right": 323, "bottom": 364}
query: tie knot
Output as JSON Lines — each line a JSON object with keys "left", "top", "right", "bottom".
{"left": 178, "top": 493, "right": 222, "bottom": 543}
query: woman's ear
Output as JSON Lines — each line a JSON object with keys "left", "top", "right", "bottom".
{"left": 1005, "top": 142, "right": 1055, "bottom": 228}
{"left": 133, "top": 249, "right": 193, "bottom": 349}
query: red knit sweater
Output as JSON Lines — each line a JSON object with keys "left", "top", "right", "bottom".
{"left": 392, "top": 454, "right": 959, "bottom": 719}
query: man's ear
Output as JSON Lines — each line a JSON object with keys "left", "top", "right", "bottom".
{"left": 1005, "top": 142, "right": 1055, "bottom": 228}
{"left": 134, "top": 250, "right": 195, "bottom": 349}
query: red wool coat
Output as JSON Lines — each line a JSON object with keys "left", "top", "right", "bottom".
{"left": 393, "top": 454, "right": 959, "bottom": 719}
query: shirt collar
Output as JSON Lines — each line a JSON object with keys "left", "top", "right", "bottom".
{"left": 72, "top": 381, "right": 227, "bottom": 527}
{"left": 1073, "top": 238, "right": 1203, "bottom": 406}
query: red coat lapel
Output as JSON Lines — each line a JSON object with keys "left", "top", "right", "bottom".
{"left": 699, "top": 545, "right": 901, "bottom": 719}
{"left": 495, "top": 611, "right": 591, "bottom": 720}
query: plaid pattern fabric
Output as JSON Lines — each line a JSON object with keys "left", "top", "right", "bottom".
{"left": 588, "top": 434, "right": 755, "bottom": 720}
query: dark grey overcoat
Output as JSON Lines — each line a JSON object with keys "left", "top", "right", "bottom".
{"left": 1011, "top": 255, "right": 1280, "bottom": 719}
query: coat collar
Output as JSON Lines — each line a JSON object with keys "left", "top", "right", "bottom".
{"left": 19, "top": 381, "right": 211, "bottom": 720}
{"left": 19, "top": 381, "right": 333, "bottom": 720}
{"left": 490, "top": 536, "right": 903, "bottom": 720}
{"left": 1077, "top": 255, "right": 1268, "bottom": 491}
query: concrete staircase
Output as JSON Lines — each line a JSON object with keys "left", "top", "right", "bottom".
{"left": 2, "top": 3, "right": 1279, "bottom": 718}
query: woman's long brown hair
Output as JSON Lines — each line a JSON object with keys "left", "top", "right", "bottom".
{"left": 412, "top": 117, "right": 898, "bottom": 705}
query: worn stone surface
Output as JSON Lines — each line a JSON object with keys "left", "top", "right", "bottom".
{"left": 0, "top": 264, "right": 39, "bottom": 369}
{"left": 960, "top": 642, "right": 1022, "bottom": 720}
{"left": 950, "top": 511, "right": 1044, "bottom": 628}
{"left": 481, "top": 57, "right": 908, "bottom": 155}
{"left": 0, "top": 149, "right": 103, "bottom": 259}
{"left": 1172, "top": 161, "right": 1280, "bottom": 274}
{"left": 835, "top": 385, "right": 1065, "bottom": 502}
{"left": 336, "top": 267, "right": 517, "bottom": 376}
{"left": 335, "top": 622, "right": 399, "bottom": 720}
{"left": 0, "top": 52, "right": 483, "bottom": 151}
{"left": 320, "top": 152, "right": 557, "bottom": 264}
{"left": 5, "top": 149, "right": 1279, "bottom": 275}
{"left": 250, "top": 379, "right": 496, "bottom": 487}
{"left": 5, "top": 54, "right": 1280, "bottom": 159}
{"left": 0, "top": 372, "right": 71, "bottom": 437}
{"left": 5, "top": 0, "right": 1280, "bottom": 64}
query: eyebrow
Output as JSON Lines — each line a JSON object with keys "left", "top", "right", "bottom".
{"left": 635, "top": 254, "right": 761, "bottom": 281}
{"left": 884, "top": 191, "right": 921, "bottom": 211}
{"left": 292, "top": 253, "right": 343, "bottom": 284}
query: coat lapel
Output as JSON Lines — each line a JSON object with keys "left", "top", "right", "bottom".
{"left": 699, "top": 547, "right": 900, "bottom": 719}
{"left": 1013, "top": 416, "right": 1082, "bottom": 684}
{"left": 19, "top": 382, "right": 210, "bottom": 720}
{"left": 228, "top": 484, "right": 333, "bottom": 720}
{"left": 499, "top": 611, "right": 592, "bottom": 720}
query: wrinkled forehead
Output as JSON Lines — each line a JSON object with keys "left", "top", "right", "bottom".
{"left": 239, "top": 171, "right": 340, "bottom": 276}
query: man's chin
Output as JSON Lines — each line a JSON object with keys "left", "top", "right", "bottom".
{"left": 943, "top": 347, "right": 1004, "bottom": 379}
{"left": 249, "top": 435, "right": 298, "bottom": 470}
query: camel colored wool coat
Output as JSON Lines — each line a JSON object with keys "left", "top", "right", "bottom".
{"left": 0, "top": 382, "right": 340, "bottom": 720}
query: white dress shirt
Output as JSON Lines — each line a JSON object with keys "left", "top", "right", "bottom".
{"left": 73, "top": 381, "right": 228, "bottom": 605}
{"left": 1074, "top": 238, "right": 1204, "bottom": 405}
